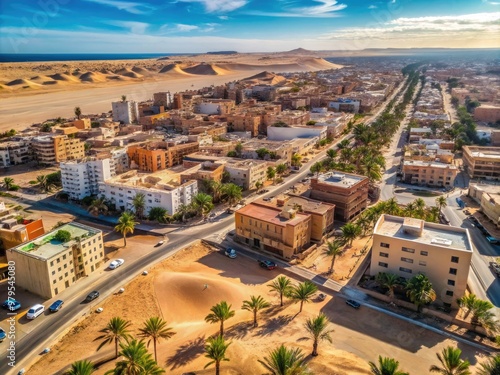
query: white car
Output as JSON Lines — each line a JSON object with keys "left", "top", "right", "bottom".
{"left": 109, "top": 259, "right": 125, "bottom": 270}
{"left": 27, "top": 304, "right": 45, "bottom": 320}
{"left": 224, "top": 248, "right": 237, "bottom": 259}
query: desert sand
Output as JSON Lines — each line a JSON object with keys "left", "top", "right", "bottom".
{"left": 0, "top": 52, "right": 341, "bottom": 132}
{"left": 29, "top": 241, "right": 488, "bottom": 375}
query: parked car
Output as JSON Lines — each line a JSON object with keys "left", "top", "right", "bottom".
{"left": 0, "top": 327, "right": 6, "bottom": 342}
{"left": 491, "top": 262, "right": 500, "bottom": 276}
{"left": 109, "top": 259, "right": 125, "bottom": 270}
{"left": 346, "top": 299, "right": 361, "bottom": 309}
{"left": 2, "top": 299, "right": 21, "bottom": 311}
{"left": 224, "top": 248, "right": 237, "bottom": 259}
{"left": 259, "top": 259, "right": 277, "bottom": 270}
{"left": 49, "top": 300, "right": 64, "bottom": 312}
{"left": 155, "top": 240, "right": 164, "bottom": 247}
{"left": 85, "top": 291, "right": 100, "bottom": 302}
{"left": 27, "top": 304, "right": 45, "bottom": 320}
{"left": 486, "top": 236, "right": 499, "bottom": 244}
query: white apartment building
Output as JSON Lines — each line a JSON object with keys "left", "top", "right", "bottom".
{"left": 112, "top": 100, "right": 140, "bottom": 124}
{"left": 267, "top": 125, "right": 327, "bottom": 141}
{"left": 0, "top": 140, "right": 32, "bottom": 167}
{"left": 61, "top": 158, "right": 116, "bottom": 200}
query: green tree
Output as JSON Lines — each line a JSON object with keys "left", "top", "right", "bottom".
{"left": 192, "top": 193, "right": 214, "bottom": 218}
{"left": 132, "top": 193, "right": 146, "bottom": 219}
{"left": 2, "top": 177, "right": 14, "bottom": 190}
{"left": 54, "top": 229, "right": 71, "bottom": 243}
{"left": 429, "top": 346, "right": 471, "bottom": 375}
{"left": 435, "top": 196, "right": 447, "bottom": 213}
{"left": 325, "top": 241, "right": 343, "bottom": 274}
{"left": 121, "top": 95, "right": 127, "bottom": 102}
{"left": 139, "top": 316, "right": 176, "bottom": 363}
{"left": 148, "top": 207, "right": 168, "bottom": 223}
{"left": 256, "top": 148, "right": 270, "bottom": 159}
{"left": 260, "top": 345, "right": 309, "bottom": 375}
{"left": 268, "top": 276, "right": 293, "bottom": 307}
{"left": 405, "top": 273, "right": 436, "bottom": 311}
{"left": 340, "top": 223, "right": 361, "bottom": 247}
{"left": 383, "top": 198, "right": 401, "bottom": 216}
{"left": 276, "top": 163, "right": 287, "bottom": 176}
{"left": 477, "top": 354, "right": 500, "bottom": 375}
{"left": 204, "top": 336, "right": 231, "bottom": 375}
{"left": 255, "top": 180, "right": 264, "bottom": 192}
{"left": 95, "top": 317, "right": 132, "bottom": 359}
{"left": 267, "top": 166, "right": 276, "bottom": 183}
{"left": 376, "top": 272, "right": 401, "bottom": 299}
{"left": 64, "top": 360, "right": 95, "bottom": 375}
{"left": 457, "top": 294, "right": 478, "bottom": 320}
{"left": 291, "top": 153, "right": 302, "bottom": 167}
{"left": 37, "top": 174, "right": 55, "bottom": 193}
{"left": 114, "top": 212, "right": 138, "bottom": 247}
{"left": 310, "top": 161, "right": 323, "bottom": 177}
{"left": 74, "top": 106, "right": 82, "bottom": 120}
{"left": 290, "top": 281, "right": 318, "bottom": 313}
{"left": 88, "top": 197, "right": 108, "bottom": 217}
{"left": 304, "top": 313, "right": 333, "bottom": 356}
{"left": 106, "top": 339, "right": 164, "bottom": 375}
{"left": 235, "top": 142, "right": 243, "bottom": 157}
{"left": 241, "top": 295, "right": 270, "bottom": 328}
{"left": 205, "top": 301, "right": 235, "bottom": 337}
{"left": 222, "top": 183, "right": 242, "bottom": 206}
{"left": 369, "top": 356, "right": 409, "bottom": 375}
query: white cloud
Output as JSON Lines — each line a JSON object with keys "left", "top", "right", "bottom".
{"left": 105, "top": 20, "right": 149, "bottom": 34}
{"left": 176, "top": 23, "right": 199, "bottom": 32}
{"left": 368, "top": 5, "right": 377, "bottom": 9}
{"left": 246, "top": 0, "right": 346, "bottom": 18}
{"left": 218, "top": 15, "right": 229, "bottom": 20}
{"left": 83, "top": 0, "right": 154, "bottom": 14}
{"left": 177, "top": 0, "right": 247, "bottom": 13}
{"left": 483, "top": 0, "right": 500, "bottom": 4}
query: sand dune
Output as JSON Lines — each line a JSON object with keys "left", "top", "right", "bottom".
{"left": 241, "top": 71, "right": 287, "bottom": 85}
{"left": 30, "top": 75, "right": 53, "bottom": 82}
{"left": 131, "top": 66, "right": 154, "bottom": 75}
{"left": 114, "top": 67, "right": 143, "bottom": 78}
{"left": 182, "top": 63, "right": 220, "bottom": 75}
{"left": 79, "top": 71, "right": 108, "bottom": 83}
{"left": 50, "top": 73, "right": 80, "bottom": 82}
{"left": 6, "top": 78, "right": 42, "bottom": 88}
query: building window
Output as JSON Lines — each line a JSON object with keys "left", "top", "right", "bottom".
{"left": 65, "top": 272, "right": 68, "bottom": 277}
{"left": 448, "top": 280, "right": 455, "bottom": 286}
{"left": 451, "top": 256, "right": 459, "bottom": 263}
{"left": 380, "top": 242, "right": 390, "bottom": 248}
{"left": 53, "top": 279, "right": 56, "bottom": 284}
{"left": 419, "top": 261, "right": 427, "bottom": 266}
{"left": 50, "top": 261, "right": 54, "bottom": 267}
{"left": 401, "top": 257, "right": 413, "bottom": 263}
{"left": 449, "top": 268, "right": 457, "bottom": 275}
{"left": 399, "top": 267, "right": 412, "bottom": 274}
{"left": 63, "top": 254, "right": 66, "bottom": 260}
{"left": 52, "top": 271, "right": 55, "bottom": 275}
{"left": 59, "top": 276, "right": 63, "bottom": 281}
{"left": 420, "top": 251, "right": 428, "bottom": 256}
{"left": 57, "top": 258, "right": 61, "bottom": 263}
{"left": 378, "top": 262, "right": 388, "bottom": 268}
{"left": 446, "top": 291, "right": 454, "bottom": 297}
{"left": 379, "top": 252, "right": 389, "bottom": 258}
{"left": 402, "top": 247, "right": 415, "bottom": 253}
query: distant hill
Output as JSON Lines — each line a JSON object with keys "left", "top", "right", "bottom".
{"left": 206, "top": 51, "right": 238, "bottom": 55}
{"left": 283, "top": 48, "right": 315, "bottom": 55}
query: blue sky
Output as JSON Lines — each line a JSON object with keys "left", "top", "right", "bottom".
{"left": 1, "top": 0, "right": 499, "bottom": 53}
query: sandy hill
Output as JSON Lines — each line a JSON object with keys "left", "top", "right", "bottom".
{"left": 285, "top": 47, "right": 314, "bottom": 55}
{"left": 114, "top": 68, "right": 143, "bottom": 78}
{"left": 50, "top": 73, "right": 80, "bottom": 82}
{"left": 240, "top": 70, "right": 287, "bottom": 85}
{"left": 79, "top": 71, "right": 108, "bottom": 83}
{"left": 182, "top": 63, "right": 223, "bottom": 75}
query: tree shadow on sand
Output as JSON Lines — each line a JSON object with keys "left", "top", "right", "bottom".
{"left": 225, "top": 321, "right": 252, "bottom": 340}
{"left": 256, "top": 315, "right": 294, "bottom": 337}
{"left": 166, "top": 335, "right": 205, "bottom": 370}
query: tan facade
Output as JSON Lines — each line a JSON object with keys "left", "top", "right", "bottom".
{"left": 371, "top": 215, "right": 472, "bottom": 308}
{"left": 474, "top": 105, "right": 500, "bottom": 123}
{"left": 226, "top": 113, "right": 261, "bottom": 136}
{"left": 492, "top": 131, "right": 500, "bottom": 147}
{"left": 224, "top": 159, "right": 268, "bottom": 190}
{"left": 480, "top": 193, "right": 500, "bottom": 228}
{"left": 463, "top": 146, "right": 500, "bottom": 181}
{"left": 128, "top": 142, "right": 199, "bottom": 172}
{"left": 6, "top": 222, "right": 104, "bottom": 299}
{"left": 402, "top": 160, "right": 458, "bottom": 187}
{"left": 180, "top": 161, "right": 225, "bottom": 184}
{"left": 235, "top": 202, "right": 312, "bottom": 259}
{"left": 31, "top": 135, "right": 85, "bottom": 164}
{"left": 309, "top": 171, "right": 368, "bottom": 222}
{"left": 0, "top": 218, "right": 45, "bottom": 250}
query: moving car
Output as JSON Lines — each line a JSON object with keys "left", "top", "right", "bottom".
{"left": 346, "top": 299, "right": 361, "bottom": 309}
{"left": 224, "top": 248, "right": 237, "bottom": 259}
{"left": 2, "top": 299, "right": 21, "bottom": 311}
{"left": 155, "top": 240, "right": 164, "bottom": 247}
{"left": 109, "top": 259, "right": 125, "bottom": 270}
{"left": 27, "top": 304, "right": 45, "bottom": 320}
{"left": 491, "top": 262, "right": 500, "bottom": 277}
{"left": 259, "top": 259, "right": 277, "bottom": 270}
{"left": 85, "top": 291, "right": 100, "bottom": 302}
{"left": 49, "top": 300, "right": 64, "bottom": 312}
{"left": 0, "top": 327, "right": 6, "bottom": 342}
{"left": 486, "top": 236, "right": 499, "bottom": 245}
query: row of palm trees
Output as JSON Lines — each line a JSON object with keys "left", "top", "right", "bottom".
{"left": 2, "top": 175, "right": 57, "bottom": 193}
{"left": 457, "top": 294, "right": 499, "bottom": 334}
{"left": 201, "top": 180, "right": 243, "bottom": 205}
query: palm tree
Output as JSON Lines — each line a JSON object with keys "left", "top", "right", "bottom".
{"left": 289, "top": 281, "right": 318, "bottom": 313}
{"left": 203, "top": 180, "right": 224, "bottom": 203}
{"left": 325, "top": 241, "right": 343, "bottom": 274}
{"left": 477, "top": 354, "right": 500, "bottom": 375}
{"left": 405, "top": 273, "right": 436, "bottom": 311}
{"left": 414, "top": 198, "right": 426, "bottom": 218}
{"left": 132, "top": 193, "right": 146, "bottom": 219}
{"left": 291, "top": 153, "right": 302, "bottom": 167}
{"left": 326, "top": 148, "right": 337, "bottom": 162}
{"left": 267, "top": 166, "right": 276, "bottom": 183}
{"left": 369, "top": 356, "right": 409, "bottom": 375}
{"left": 222, "top": 183, "right": 242, "bottom": 206}
{"left": 276, "top": 163, "right": 287, "bottom": 176}
{"left": 74, "top": 106, "right": 82, "bottom": 120}
{"left": 177, "top": 203, "right": 191, "bottom": 223}
{"left": 304, "top": 313, "right": 333, "bottom": 356}
{"left": 242, "top": 295, "right": 270, "bottom": 328}
{"left": 268, "top": 276, "right": 293, "bottom": 307}
{"left": 204, "top": 336, "right": 231, "bottom": 375}
{"left": 95, "top": 317, "right": 132, "bottom": 359}
{"left": 2, "top": 177, "right": 14, "bottom": 190}
{"left": 337, "top": 139, "right": 350, "bottom": 150}
{"left": 436, "top": 196, "right": 447, "bottom": 213}
{"left": 457, "top": 294, "right": 479, "bottom": 319}
{"left": 37, "top": 174, "right": 55, "bottom": 193}
{"left": 383, "top": 198, "right": 401, "bottom": 216}
{"left": 430, "top": 346, "right": 471, "bottom": 375}
{"left": 87, "top": 197, "right": 108, "bottom": 216}
{"left": 376, "top": 272, "right": 401, "bottom": 299}
{"left": 148, "top": 207, "right": 168, "bottom": 223}
{"left": 205, "top": 301, "right": 235, "bottom": 337}
{"left": 139, "top": 317, "right": 176, "bottom": 362}
{"left": 192, "top": 193, "right": 214, "bottom": 218}
{"left": 64, "top": 360, "right": 95, "bottom": 375}
{"left": 106, "top": 339, "right": 164, "bottom": 375}
{"left": 114, "top": 212, "right": 138, "bottom": 247}
{"left": 260, "top": 344, "right": 309, "bottom": 375}
{"left": 310, "top": 161, "right": 323, "bottom": 177}
{"left": 340, "top": 223, "right": 361, "bottom": 247}
{"left": 121, "top": 95, "right": 127, "bottom": 102}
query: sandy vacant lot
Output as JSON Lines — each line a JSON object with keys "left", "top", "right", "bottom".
{"left": 29, "top": 241, "right": 489, "bottom": 375}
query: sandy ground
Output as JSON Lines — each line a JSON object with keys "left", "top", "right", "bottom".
{"left": 0, "top": 53, "right": 341, "bottom": 132}
{"left": 28, "top": 240, "right": 490, "bottom": 375}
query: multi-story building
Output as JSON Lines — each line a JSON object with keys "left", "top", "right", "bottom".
{"left": 180, "top": 161, "right": 225, "bottom": 185}
{"left": 463, "top": 146, "right": 500, "bottom": 181}
{"left": 6, "top": 222, "right": 104, "bottom": 299}
{"left": 402, "top": 160, "right": 458, "bottom": 187}
{"left": 0, "top": 140, "right": 31, "bottom": 166}
{"left": 267, "top": 125, "right": 327, "bottom": 141}
{"left": 235, "top": 202, "right": 312, "bottom": 259}
{"left": 474, "top": 105, "right": 500, "bottom": 123}
{"left": 127, "top": 141, "right": 199, "bottom": 172}
{"left": 241, "top": 140, "right": 293, "bottom": 164}
{"left": 469, "top": 183, "right": 500, "bottom": 228}
{"left": 31, "top": 135, "right": 85, "bottom": 164}
{"left": 370, "top": 215, "right": 472, "bottom": 309}
{"left": 328, "top": 99, "right": 360, "bottom": 113}
{"left": 194, "top": 99, "right": 235, "bottom": 115}
{"left": 224, "top": 159, "right": 268, "bottom": 190}
{"left": 61, "top": 158, "right": 116, "bottom": 200}
{"left": 0, "top": 214, "right": 45, "bottom": 250}
{"left": 309, "top": 171, "right": 369, "bottom": 222}
{"left": 112, "top": 100, "right": 139, "bottom": 124}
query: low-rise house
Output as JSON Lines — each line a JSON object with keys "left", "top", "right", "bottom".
{"left": 463, "top": 146, "right": 500, "bottom": 181}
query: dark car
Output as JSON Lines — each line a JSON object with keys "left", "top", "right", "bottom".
{"left": 2, "top": 299, "right": 21, "bottom": 311}
{"left": 85, "top": 291, "right": 100, "bottom": 302}
{"left": 259, "top": 259, "right": 277, "bottom": 270}
{"left": 346, "top": 299, "right": 361, "bottom": 309}
{"left": 49, "top": 300, "right": 64, "bottom": 312}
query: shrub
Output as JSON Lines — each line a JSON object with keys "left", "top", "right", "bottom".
{"left": 54, "top": 229, "right": 71, "bottom": 243}
{"left": 8, "top": 185, "right": 20, "bottom": 191}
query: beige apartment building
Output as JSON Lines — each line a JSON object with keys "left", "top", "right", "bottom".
{"left": 309, "top": 171, "right": 369, "bottom": 222}
{"left": 235, "top": 202, "right": 312, "bottom": 259}
{"left": 469, "top": 183, "right": 500, "bottom": 229}
{"left": 371, "top": 215, "right": 472, "bottom": 309}
{"left": 463, "top": 146, "right": 500, "bottom": 181}
{"left": 31, "top": 135, "right": 85, "bottom": 164}
{"left": 224, "top": 159, "right": 268, "bottom": 190}
{"left": 402, "top": 160, "right": 458, "bottom": 187}
{"left": 6, "top": 222, "right": 104, "bottom": 299}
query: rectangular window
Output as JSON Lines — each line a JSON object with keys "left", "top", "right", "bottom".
{"left": 378, "top": 262, "right": 388, "bottom": 268}
{"left": 380, "top": 243, "right": 390, "bottom": 248}
{"left": 447, "top": 280, "right": 455, "bottom": 286}
{"left": 419, "top": 261, "right": 427, "bottom": 266}
{"left": 401, "top": 257, "right": 413, "bottom": 263}
{"left": 446, "top": 291, "right": 454, "bottom": 297}
{"left": 402, "top": 247, "right": 415, "bottom": 253}
{"left": 420, "top": 251, "right": 428, "bottom": 256}
{"left": 449, "top": 268, "right": 457, "bottom": 275}
{"left": 399, "top": 267, "right": 412, "bottom": 274}
{"left": 451, "top": 256, "right": 459, "bottom": 263}
{"left": 379, "top": 252, "right": 389, "bottom": 258}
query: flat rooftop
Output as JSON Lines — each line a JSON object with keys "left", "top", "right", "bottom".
{"left": 403, "top": 160, "right": 457, "bottom": 169}
{"left": 259, "top": 195, "right": 334, "bottom": 215}
{"left": 470, "top": 182, "right": 500, "bottom": 195}
{"left": 375, "top": 215, "right": 471, "bottom": 252}
{"left": 15, "top": 222, "right": 101, "bottom": 260}
{"left": 237, "top": 203, "right": 308, "bottom": 227}
{"left": 465, "top": 146, "right": 500, "bottom": 160}
{"left": 316, "top": 171, "right": 366, "bottom": 188}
